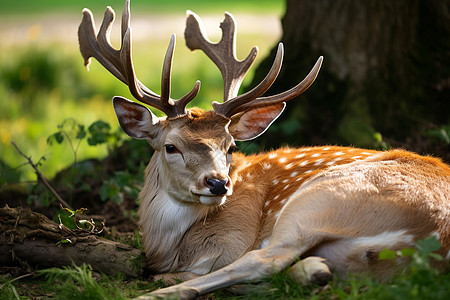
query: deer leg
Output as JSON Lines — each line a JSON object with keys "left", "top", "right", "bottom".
{"left": 144, "top": 243, "right": 306, "bottom": 299}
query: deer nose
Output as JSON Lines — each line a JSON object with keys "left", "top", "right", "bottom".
{"left": 206, "top": 178, "right": 229, "bottom": 195}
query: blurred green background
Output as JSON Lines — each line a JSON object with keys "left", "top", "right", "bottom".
{"left": 0, "top": 0, "right": 284, "bottom": 181}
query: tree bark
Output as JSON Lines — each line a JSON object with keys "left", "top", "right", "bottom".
{"left": 248, "top": 0, "right": 449, "bottom": 161}
{"left": 0, "top": 205, "right": 146, "bottom": 277}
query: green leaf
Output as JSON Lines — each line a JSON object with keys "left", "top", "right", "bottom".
{"left": 429, "top": 253, "right": 443, "bottom": 261}
{"left": 399, "top": 248, "right": 416, "bottom": 257}
{"left": 56, "top": 238, "right": 72, "bottom": 245}
{"left": 47, "top": 131, "right": 64, "bottom": 145}
{"left": 416, "top": 236, "right": 441, "bottom": 254}
{"left": 428, "top": 128, "right": 450, "bottom": 144}
{"left": 76, "top": 124, "right": 86, "bottom": 140}
{"left": 88, "top": 120, "right": 111, "bottom": 146}
{"left": 379, "top": 249, "right": 396, "bottom": 260}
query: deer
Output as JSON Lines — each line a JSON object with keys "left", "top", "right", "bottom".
{"left": 78, "top": 1, "right": 450, "bottom": 299}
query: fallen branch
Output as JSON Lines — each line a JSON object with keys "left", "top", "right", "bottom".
{"left": 0, "top": 205, "right": 146, "bottom": 277}
{"left": 11, "top": 140, "right": 72, "bottom": 210}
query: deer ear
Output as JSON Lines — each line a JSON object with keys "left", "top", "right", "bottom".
{"left": 228, "top": 103, "right": 286, "bottom": 141}
{"left": 113, "top": 96, "right": 162, "bottom": 141}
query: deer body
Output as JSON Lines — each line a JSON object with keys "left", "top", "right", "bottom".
{"left": 78, "top": 1, "right": 449, "bottom": 298}
{"left": 137, "top": 115, "right": 449, "bottom": 278}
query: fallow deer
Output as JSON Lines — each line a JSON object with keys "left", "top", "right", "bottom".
{"left": 78, "top": 1, "right": 450, "bottom": 299}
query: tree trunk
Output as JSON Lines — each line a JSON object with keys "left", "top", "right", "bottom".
{"left": 248, "top": 0, "right": 449, "bottom": 161}
{"left": 0, "top": 205, "right": 146, "bottom": 277}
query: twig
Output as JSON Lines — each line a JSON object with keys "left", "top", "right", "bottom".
{"left": 11, "top": 140, "right": 73, "bottom": 210}
{"left": 0, "top": 273, "right": 34, "bottom": 290}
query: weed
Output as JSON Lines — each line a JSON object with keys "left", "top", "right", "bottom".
{"left": 38, "top": 264, "right": 126, "bottom": 300}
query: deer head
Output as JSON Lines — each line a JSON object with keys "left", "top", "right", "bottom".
{"left": 78, "top": 0, "right": 322, "bottom": 207}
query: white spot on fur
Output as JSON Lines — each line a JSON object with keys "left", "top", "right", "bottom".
{"left": 314, "top": 158, "right": 324, "bottom": 166}
{"left": 304, "top": 170, "right": 313, "bottom": 174}
{"left": 334, "top": 151, "right": 344, "bottom": 156}
{"left": 290, "top": 171, "right": 299, "bottom": 177}
{"left": 311, "top": 153, "right": 321, "bottom": 158}
{"left": 295, "top": 153, "right": 306, "bottom": 159}
{"left": 280, "top": 198, "right": 288, "bottom": 205}
{"left": 295, "top": 177, "right": 303, "bottom": 182}
{"left": 282, "top": 179, "right": 289, "bottom": 183}
{"left": 284, "top": 149, "right": 292, "bottom": 153}
{"left": 269, "top": 153, "right": 277, "bottom": 159}
{"left": 279, "top": 157, "right": 287, "bottom": 163}
{"left": 262, "top": 162, "right": 272, "bottom": 170}
{"left": 283, "top": 184, "right": 290, "bottom": 190}
{"left": 323, "top": 147, "right": 330, "bottom": 150}
{"left": 274, "top": 195, "right": 280, "bottom": 200}
{"left": 326, "top": 157, "right": 343, "bottom": 165}
{"left": 301, "top": 148, "right": 312, "bottom": 152}
{"left": 264, "top": 201, "right": 270, "bottom": 208}
{"left": 285, "top": 162, "right": 294, "bottom": 169}
{"left": 272, "top": 178, "right": 279, "bottom": 185}
{"left": 361, "top": 152, "right": 374, "bottom": 156}
{"left": 267, "top": 209, "right": 273, "bottom": 215}
{"left": 300, "top": 160, "right": 309, "bottom": 166}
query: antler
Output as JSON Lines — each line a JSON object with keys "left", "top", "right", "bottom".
{"left": 78, "top": 0, "right": 200, "bottom": 118}
{"left": 185, "top": 11, "right": 323, "bottom": 118}
{"left": 185, "top": 11, "right": 258, "bottom": 102}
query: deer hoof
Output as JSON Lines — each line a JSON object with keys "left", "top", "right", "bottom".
{"left": 289, "top": 256, "right": 333, "bottom": 285}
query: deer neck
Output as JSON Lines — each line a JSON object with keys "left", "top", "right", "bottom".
{"left": 138, "top": 152, "right": 213, "bottom": 272}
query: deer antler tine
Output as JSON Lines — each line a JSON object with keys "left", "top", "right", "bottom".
{"left": 78, "top": 8, "right": 127, "bottom": 83}
{"left": 119, "top": 27, "right": 142, "bottom": 99}
{"left": 185, "top": 11, "right": 258, "bottom": 101}
{"left": 238, "top": 56, "right": 323, "bottom": 112}
{"left": 121, "top": 0, "right": 130, "bottom": 41}
{"left": 97, "top": 7, "right": 126, "bottom": 76}
{"left": 120, "top": 27, "right": 166, "bottom": 112}
{"left": 161, "top": 34, "right": 176, "bottom": 107}
{"left": 177, "top": 80, "right": 201, "bottom": 108}
{"left": 213, "top": 43, "right": 284, "bottom": 116}
{"left": 119, "top": 0, "right": 159, "bottom": 100}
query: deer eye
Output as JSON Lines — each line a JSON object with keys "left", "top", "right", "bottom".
{"left": 165, "top": 144, "right": 179, "bottom": 154}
